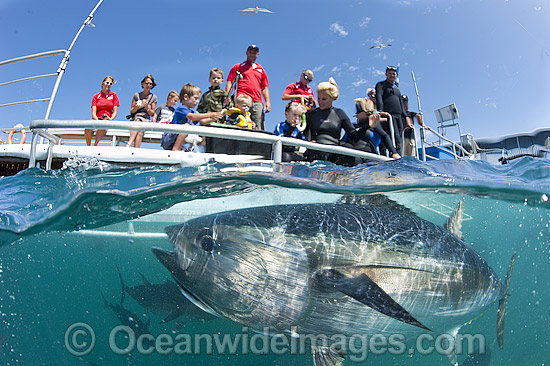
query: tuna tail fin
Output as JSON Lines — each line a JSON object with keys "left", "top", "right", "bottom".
{"left": 312, "top": 345, "right": 345, "bottom": 366}
{"left": 497, "top": 251, "right": 517, "bottom": 349}
{"left": 444, "top": 201, "right": 464, "bottom": 239}
{"left": 316, "top": 269, "right": 430, "bottom": 330}
{"left": 100, "top": 291, "right": 109, "bottom": 309}
{"left": 139, "top": 272, "right": 152, "bottom": 286}
{"left": 115, "top": 265, "right": 126, "bottom": 304}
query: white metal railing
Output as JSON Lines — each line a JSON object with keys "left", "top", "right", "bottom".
{"left": 0, "top": 0, "right": 104, "bottom": 117}
{"left": 28, "top": 119, "right": 393, "bottom": 168}
{"left": 418, "top": 125, "right": 472, "bottom": 161}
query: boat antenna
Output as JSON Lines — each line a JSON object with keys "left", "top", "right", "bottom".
{"left": 44, "top": 0, "right": 105, "bottom": 120}
{"left": 411, "top": 71, "right": 423, "bottom": 115}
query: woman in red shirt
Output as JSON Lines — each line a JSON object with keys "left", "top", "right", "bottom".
{"left": 87, "top": 76, "right": 120, "bottom": 146}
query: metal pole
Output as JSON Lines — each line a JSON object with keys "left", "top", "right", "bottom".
{"left": 28, "top": 132, "right": 39, "bottom": 168}
{"left": 387, "top": 114, "right": 396, "bottom": 156}
{"left": 44, "top": 0, "right": 105, "bottom": 120}
{"left": 273, "top": 140, "right": 282, "bottom": 163}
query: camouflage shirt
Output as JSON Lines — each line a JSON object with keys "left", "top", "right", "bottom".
{"left": 197, "top": 86, "right": 229, "bottom": 114}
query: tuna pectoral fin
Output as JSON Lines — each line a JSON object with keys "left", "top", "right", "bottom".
{"left": 312, "top": 345, "right": 345, "bottom": 366}
{"left": 497, "top": 251, "right": 517, "bottom": 349}
{"left": 444, "top": 201, "right": 464, "bottom": 239}
{"left": 317, "top": 269, "right": 430, "bottom": 330}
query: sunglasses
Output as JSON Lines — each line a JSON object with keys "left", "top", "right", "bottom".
{"left": 302, "top": 74, "right": 313, "bottom": 81}
{"left": 104, "top": 81, "right": 113, "bottom": 85}
{"left": 144, "top": 82, "right": 153, "bottom": 85}
{"left": 387, "top": 66, "right": 398, "bottom": 71}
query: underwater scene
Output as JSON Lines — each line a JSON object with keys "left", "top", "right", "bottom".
{"left": 0, "top": 156, "right": 549, "bottom": 366}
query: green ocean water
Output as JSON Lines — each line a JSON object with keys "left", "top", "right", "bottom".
{"left": 1, "top": 157, "right": 549, "bottom": 365}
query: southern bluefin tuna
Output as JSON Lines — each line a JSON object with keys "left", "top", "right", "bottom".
{"left": 153, "top": 198, "right": 513, "bottom": 365}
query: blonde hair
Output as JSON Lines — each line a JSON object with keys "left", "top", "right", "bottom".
{"left": 354, "top": 98, "right": 375, "bottom": 114}
{"left": 167, "top": 90, "right": 179, "bottom": 100}
{"left": 235, "top": 94, "right": 252, "bottom": 107}
{"left": 179, "top": 83, "right": 201, "bottom": 102}
{"left": 317, "top": 77, "right": 339, "bottom": 100}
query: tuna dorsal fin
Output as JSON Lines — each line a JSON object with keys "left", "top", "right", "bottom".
{"left": 497, "top": 251, "right": 517, "bottom": 349}
{"left": 339, "top": 194, "right": 416, "bottom": 215}
{"left": 315, "top": 269, "right": 430, "bottom": 330}
{"left": 312, "top": 345, "right": 345, "bottom": 366}
{"left": 444, "top": 201, "right": 464, "bottom": 239}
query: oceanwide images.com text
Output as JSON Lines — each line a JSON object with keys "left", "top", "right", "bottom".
{"left": 64, "top": 323, "right": 486, "bottom": 362}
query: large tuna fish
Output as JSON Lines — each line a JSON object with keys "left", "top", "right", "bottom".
{"left": 153, "top": 197, "right": 514, "bottom": 365}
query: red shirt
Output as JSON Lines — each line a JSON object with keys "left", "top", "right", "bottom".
{"left": 91, "top": 91, "right": 120, "bottom": 119}
{"left": 284, "top": 82, "right": 316, "bottom": 109}
{"left": 227, "top": 61, "right": 269, "bottom": 103}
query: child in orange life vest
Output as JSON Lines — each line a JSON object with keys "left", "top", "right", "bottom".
{"left": 226, "top": 94, "right": 256, "bottom": 129}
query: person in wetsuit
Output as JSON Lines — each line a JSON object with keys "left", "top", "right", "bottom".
{"left": 273, "top": 102, "right": 307, "bottom": 161}
{"left": 375, "top": 65, "right": 407, "bottom": 155}
{"left": 341, "top": 98, "right": 401, "bottom": 164}
{"left": 304, "top": 78, "right": 357, "bottom": 164}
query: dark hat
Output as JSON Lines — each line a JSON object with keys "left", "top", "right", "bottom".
{"left": 247, "top": 44, "right": 259, "bottom": 52}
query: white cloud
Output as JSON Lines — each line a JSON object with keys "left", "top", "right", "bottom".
{"left": 329, "top": 22, "right": 349, "bottom": 37}
{"left": 313, "top": 65, "right": 325, "bottom": 72}
{"left": 348, "top": 66, "right": 359, "bottom": 71}
{"left": 352, "top": 78, "right": 368, "bottom": 87}
{"left": 359, "top": 17, "right": 371, "bottom": 28}
{"left": 400, "top": 1, "right": 411, "bottom": 5}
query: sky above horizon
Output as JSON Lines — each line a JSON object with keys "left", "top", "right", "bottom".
{"left": 0, "top": 0, "right": 548, "bottom": 143}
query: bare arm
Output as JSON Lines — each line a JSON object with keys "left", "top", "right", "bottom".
{"left": 110, "top": 106, "right": 118, "bottom": 120}
{"left": 262, "top": 87, "right": 271, "bottom": 113}
{"left": 91, "top": 106, "right": 98, "bottom": 120}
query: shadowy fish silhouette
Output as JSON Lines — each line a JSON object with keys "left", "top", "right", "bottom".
{"left": 116, "top": 265, "right": 215, "bottom": 325}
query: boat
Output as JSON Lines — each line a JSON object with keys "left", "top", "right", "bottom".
{"left": 2, "top": 1, "right": 546, "bottom": 177}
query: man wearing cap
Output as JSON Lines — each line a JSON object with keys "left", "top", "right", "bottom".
{"left": 375, "top": 65, "right": 407, "bottom": 155}
{"left": 225, "top": 45, "right": 271, "bottom": 130}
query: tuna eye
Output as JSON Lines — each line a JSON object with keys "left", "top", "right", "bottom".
{"left": 200, "top": 236, "right": 215, "bottom": 253}
{"left": 195, "top": 227, "right": 215, "bottom": 253}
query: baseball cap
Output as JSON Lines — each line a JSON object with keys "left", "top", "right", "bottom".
{"left": 247, "top": 44, "right": 259, "bottom": 52}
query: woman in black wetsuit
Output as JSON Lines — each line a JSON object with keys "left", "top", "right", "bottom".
{"left": 304, "top": 78, "right": 357, "bottom": 163}
{"left": 353, "top": 98, "right": 401, "bottom": 159}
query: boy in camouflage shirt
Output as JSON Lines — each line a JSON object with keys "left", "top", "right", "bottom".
{"left": 197, "top": 68, "right": 229, "bottom": 123}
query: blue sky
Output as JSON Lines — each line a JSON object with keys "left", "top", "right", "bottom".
{"left": 0, "top": 0, "right": 548, "bottom": 142}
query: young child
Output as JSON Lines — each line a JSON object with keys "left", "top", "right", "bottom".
{"left": 153, "top": 90, "right": 179, "bottom": 123}
{"left": 197, "top": 68, "right": 229, "bottom": 123}
{"left": 273, "top": 102, "right": 307, "bottom": 161}
{"left": 226, "top": 94, "right": 255, "bottom": 129}
{"left": 160, "top": 83, "right": 223, "bottom": 151}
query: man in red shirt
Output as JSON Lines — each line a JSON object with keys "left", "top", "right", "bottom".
{"left": 225, "top": 45, "right": 271, "bottom": 130}
{"left": 282, "top": 69, "right": 316, "bottom": 110}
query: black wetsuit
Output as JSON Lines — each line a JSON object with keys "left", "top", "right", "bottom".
{"left": 304, "top": 106, "right": 357, "bottom": 163}
{"left": 341, "top": 117, "right": 399, "bottom": 164}
{"left": 375, "top": 80, "right": 407, "bottom": 154}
